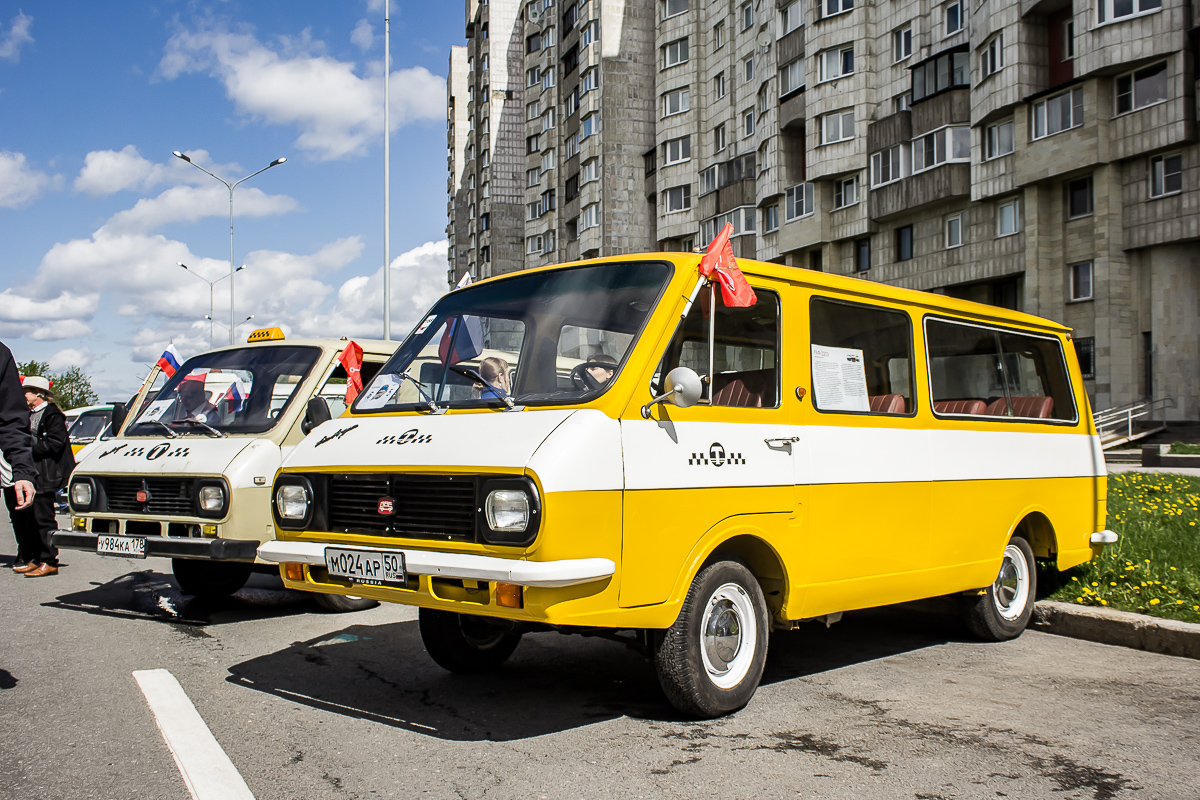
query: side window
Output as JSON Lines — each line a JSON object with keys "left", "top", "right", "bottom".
{"left": 318, "top": 359, "right": 386, "bottom": 418}
{"left": 926, "top": 318, "right": 1076, "bottom": 421}
{"left": 557, "top": 324, "right": 635, "bottom": 390}
{"left": 652, "top": 288, "right": 781, "bottom": 408}
{"left": 809, "top": 297, "right": 914, "bottom": 414}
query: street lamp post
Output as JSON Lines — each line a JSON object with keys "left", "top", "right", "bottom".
{"left": 206, "top": 314, "right": 256, "bottom": 340}
{"left": 172, "top": 151, "right": 286, "bottom": 345}
{"left": 177, "top": 261, "right": 244, "bottom": 348}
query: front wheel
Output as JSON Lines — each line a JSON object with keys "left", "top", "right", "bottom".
{"left": 171, "top": 559, "right": 251, "bottom": 599}
{"left": 313, "top": 593, "right": 379, "bottom": 613}
{"left": 653, "top": 559, "right": 769, "bottom": 718}
{"left": 962, "top": 536, "right": 1037, "bottom": 641}
{"left": 419, "top": 608, "right": 522, "bottom": 673}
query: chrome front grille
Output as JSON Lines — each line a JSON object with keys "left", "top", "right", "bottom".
{"left": 327, "top": 474, "right": 476, "bottom": 540}
{"left": 104, "top": 477, "right": 194, "bottom": 516}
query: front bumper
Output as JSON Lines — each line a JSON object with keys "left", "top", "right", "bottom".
{"left": 51, "top": 531, "right": 260, "bottom": 561}
{"left": 258, "top": 540, "right": 615, "bottom": 589}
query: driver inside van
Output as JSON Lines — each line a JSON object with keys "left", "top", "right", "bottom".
{"left": 476, "top": 356, "right": 511, "bottom": 400}
{"left": 586, "top": 353, "right": 616, "bottom": 387}
{"left": 173, "top": 375, "right": 221, "bottom": 426}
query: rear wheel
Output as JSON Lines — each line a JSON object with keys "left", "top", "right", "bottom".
{"left": 419, "top": 608, "right": 522, "bottom": 673}
{"left": 313, "top": 593, "right": 379, "bottom": 613}
{"left": 653, "top": 559, "right": 769, "bottom": 718}
{"left": 171, "top": 559, "right": 251, "bottom": 599}
{"left": 963, "top": 536, "right": 1037, "bottom": 641}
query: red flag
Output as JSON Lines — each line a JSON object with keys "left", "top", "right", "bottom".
{"left": 698, "top": 223, "right": 757, "bottom": 307}
{"left": 338, "top": 341, "right": 364, "bottom": 404}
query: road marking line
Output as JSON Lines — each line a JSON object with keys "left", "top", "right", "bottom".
{"left": 133, "top": 669, "right": 256, "bottom": 800}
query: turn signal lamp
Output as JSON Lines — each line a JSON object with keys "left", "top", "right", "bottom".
{"left": 283, "top": 562, "right": 305, "bottom": 582}
{"left": 496, "top": 582, "right": 523, "bottom": 609}
{"left": 72, "top": 517, "right": 86, "bottom": 531}
{"left": 201, "top": 524, "right": 218, "bottom": 537}
{"left": 247, "top": 327, "right": 285, "bottom": 343}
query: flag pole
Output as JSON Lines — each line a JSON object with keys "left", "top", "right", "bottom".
{"left": 383, "top": 0, "right": 392, "bottom": 340}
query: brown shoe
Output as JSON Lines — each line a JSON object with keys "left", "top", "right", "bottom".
{"left": 23, "top": 563, "right": 58, "bottom": 578}
{"left": 12, "top": 562, "right": 40, "bottom": 574}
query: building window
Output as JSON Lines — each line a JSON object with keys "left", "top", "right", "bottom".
{"left": 565, "top": 173, "right": 579, "bottom": 200}
{"left": 985, "top": 120, "right": 1014, "bottom": 159}
{"left": 1075, "top": 337, "right": 1095, "bottom": 379}
{"left": 527, "top": 167, "right": 541, "bottom": 188}
{"left": 663, "top": 135, "right": 691, "bottom": 165}
{"left": 700, "top": 206, "right": 756, "bottom": 242}
{"left": 562, "top": 2, "right": 578, "bottom": 29}
{"left": 871, "top": 144, "right": 908, "bottom": 187}
{"left": 780, "top": 2, "right": 802, "bottom": 35}
{"left": 714, "top": 123, "right": 727, "bottom": 151}
{"left": 743, "top": 109, "right": 755, "bottom": 137}
{"left": 662, "top": 87, "right": 690, "bottom": 116}
{"left": 565, "top": 86, "right": 580, "bottom": 116}
{"left": 528, "top": 200, "right": 543, "bottom": 220}
{"left": 527, "top": 101, "right": 541, "bottom": 121}
{"left": 479, "top": 212, "right": 490, "bottom": 231}
{"left": 1070, "top": 262, "right": 1093, "bottom": 301}
{"left": 818, "top": 46, "right": 854, "bottom": 82}
{"left": 542, "top": 188, "right": 556, "bottom": 211}
{"left": 821, "top": 109, "right": 855, "bottom": 144}
{"left": 542, "top": 108, "right": 556, "bottom": 131}
{"left": 1150, "top": 153, "right": 1182, "bottom": 198}
{"left": 913, "top": 126, "right": 970, "bottom": 172}
{"left": 543, "top": 26, "right": 556, "bottom": 47}
{"left": 581, "top": 68, "right": 599, "bottom": 93}
{"left": 780, "top": 57, "right": 805, "bottom": 96}
{"left": 1033, "top": 87, "right": 1083, "bottom": 139}
{"left": 527, "top": 234, "right": 544, "bottom": 254}
{"left": 527, "top": 134, "right": 541, "bottom": 153}
{"left": 785, "top": 183, "right": 815, "bottom": 220}
{"left": 700, "top": 165, "right": 718, "bottom": 195}
{"left": 479, "top": 246, "right": 489, "bottom": 263}
{"left": 758, "top": 85, "right": 770, "bottom": 114}
{"left": 565, "top": 131, "right": 579, "bottom": 158}
{"left": 997, "top": 198, "right": 1020, "bottom": 236}
{"left": 1067, "top": 176, "right": 1093, "bottom": 218}
{"left": 581, "top": 112, "right": 599, "bottom": 138}
{"left": 981, "top": 33, "right": 1004, "bottom": 79}
{"left": 833, "top": 175, "right": 859, "bottom": 209}
{"left": 1115, "top": 62, "right": 1167, "bottom": 115}
{"left": 544, "top": 230, "right": 556, "bottom": 253}
{"left": 541, "top": 150, "right": 556, "bottom": 175}
{"left": 713, "top": 21, "right": 725, "bottom": 49}
{"left": 713, "top": 71, "right": 727, "bottom": 99}
{"left": 663, "top": 37, "right": 689, "bottom": 69}
{"left": 1063, "top": 20, "right": 1074, "bottom": 58}
{"left": 663, "top": 0, "right": 689, "bottom": 18}
{"left": 896, "top": 225, "right": 914, "bottom": 260}
{"left": 743, "top": 55, "right": 755, "bottom": 82}
{"left": 481, "top": 150, "right": 490, "bottom": 167}
{"left": 911, "top": 49, "right": 969, "bottom": 103}
{"left": 542, "top": 66, "right": 557, "bottom": 89}
{"left": 527, "top": 32, "right": 543, "bottom": 53}
{"left": 893, "top": 26, "right": 912, "bottom": 62}
{"left": 581, "top": 202, "right": 600, "bottom": 230}
{"left": 944, "top": 0, "right": 963, "bottom": 35}
{"left": 1098, "top": 0, "right": 1162, "bottom": 24}
{"left": 665, "top": 184, "right": 692, "bottom": 213}
{"left": 854, "top": 238, "right": 871, "bottom": 271}
{"left": 581, "top": 21, "right": 599, "bottom": 48}
{"left": 757, "top": 141, "right": 771, "bottom": 172}
{"left": 764, "top": 204, "right": 780, "bottom": 232}
{"left": 527, "top": 67, "right": 541, "bottom": 87}
{"left": 822, "top": 0, "right": 853, "bottom": 20}
{"left": 895, "top": 92, "right": 911, "bottom": 113}
{"left": 945, "top": 212, "right": 964, "bottom": 248}
{"left": 740, "top": 2, "right": 754, "bottom": 30}
{"left": 581, "top": 158, "right": 598, "bottom": 184}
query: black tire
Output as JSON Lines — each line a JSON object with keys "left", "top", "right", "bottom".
{"left": 652, "top": 559, "right": 770, "bottom": 718}
{"left": 419, "top": 608, "right": 522, "bottom": 674}
{"left": 962, "top": 536, "right": 1037, "bottom": 641}
{"left": 171, "top": 559, "right": 252, "bottom": 599}
{"left": 313, "top": 593, "right": 379, "bottom": 613}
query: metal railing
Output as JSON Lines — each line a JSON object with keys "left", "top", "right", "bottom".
{"left": 1093, "top": 397, "right": 1175, "bottom": 448}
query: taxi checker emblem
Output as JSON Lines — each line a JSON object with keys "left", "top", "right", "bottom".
{"left": 688, "top": 442, "right": 747, "bottom": 467}
{"left": 377, "top": 497, "right": 397, "bottom": 515}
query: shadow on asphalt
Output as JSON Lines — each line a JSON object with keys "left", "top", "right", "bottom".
{"left": 226, "top": 602, "right": 971, "bottom": 742}
{"left": 42, "top": 568, "right": 320, "bottom": 626}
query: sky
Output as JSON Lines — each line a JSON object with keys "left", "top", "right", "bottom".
{"left": 0, "top": 1, "right": 463, "bottom": 399}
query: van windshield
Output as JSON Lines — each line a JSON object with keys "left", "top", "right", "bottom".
{"left": 127, "top": 346, "right": 322, "bottom": 435}
{"left": 356, "top": 261, "right": 673, "bottom": 412}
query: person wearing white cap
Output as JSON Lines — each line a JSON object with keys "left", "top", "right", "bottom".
{"left": 9, "top": 375, "right": 73, "bottom": 577}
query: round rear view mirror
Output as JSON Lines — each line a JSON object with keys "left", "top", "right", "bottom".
{"left": 664, "top": 367, "right": 703, "bottom": 408}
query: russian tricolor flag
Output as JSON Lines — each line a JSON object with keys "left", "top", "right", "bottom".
{"left": 224, "top": 381, "right": 247, "bottom": 413}
{"left": 156, "top": 344, "right": 182, "bottom": 378}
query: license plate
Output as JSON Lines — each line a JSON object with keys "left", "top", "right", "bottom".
{"left": 97, "top": 535, "right": 146, "bottom": 559}
{"left": 324, "top": 547, "right": 406, "bottom": 587}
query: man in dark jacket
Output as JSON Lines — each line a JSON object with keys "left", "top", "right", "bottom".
{"left": 9, "top": 374, "right": 73, "bottom": 576}
{"left": 1, "top": 343, "right": 37, "bottom": 568}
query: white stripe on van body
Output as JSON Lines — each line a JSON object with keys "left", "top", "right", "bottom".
{"left": 621, "top": 419, "right": 800, "bottom": 491}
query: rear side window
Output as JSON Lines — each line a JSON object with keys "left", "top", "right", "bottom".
{"left": 926, "top": 318, "right": 1077, "bottom": 422}
{"left": 809, "top": 297, "right": 915, "bottom": 415}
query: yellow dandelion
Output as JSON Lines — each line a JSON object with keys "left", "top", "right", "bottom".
{"left": 1092, "top": 582, "right": 1099, "bottom": 587}
{"left": 1100, "top": 599, "right": 1107, "bottom": 606}
{"left": 1150, "top": 599, "right": 1161, "bottom": 606}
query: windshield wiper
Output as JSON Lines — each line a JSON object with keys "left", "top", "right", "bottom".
{"left": 175, "top": 418, "right": 227, "bottom": 438}
{"left": 139, "top": 419, "right": 179, "bottom": 439}
{"left": 449, "top": 365, "right": 520, "bottom": 411}
{"left": 397, "top": 370, "right": 446, "bottom": 414}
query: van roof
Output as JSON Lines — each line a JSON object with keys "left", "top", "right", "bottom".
{"left": 195, "top": 337, "right": 399, "bottom": 357}
{"left": 458, "top": 252, "right": 1071, "bottom": 336}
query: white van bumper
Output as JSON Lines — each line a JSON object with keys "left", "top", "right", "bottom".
{"left": 258, "top": 541, "right": 615, "bottom": 589}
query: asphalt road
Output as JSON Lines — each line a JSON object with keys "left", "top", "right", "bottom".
{"left": 3, "top": 516, "right": 1199, "bottom": 800}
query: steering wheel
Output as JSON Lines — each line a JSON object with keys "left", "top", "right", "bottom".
{"left": 569, "top": 361, "right": 615, "bottom": 392}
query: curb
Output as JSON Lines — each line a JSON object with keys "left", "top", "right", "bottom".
{"left": 1032, "top": 600, "right": 1200, "bottom": 660}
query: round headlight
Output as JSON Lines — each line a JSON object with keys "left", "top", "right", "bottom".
{"left": 70, "top": 481, "right": 93, "bottom": 508}
{"left": 275, "top": 484, "right": 310, "bottom": 520}
{"left": 198, "top": 485, "right": 225, "bottom": 512}
{"left": 485, "top": 489, "right": 529, "bottom": 533}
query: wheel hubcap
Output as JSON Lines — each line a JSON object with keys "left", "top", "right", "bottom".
{"left": 699, "top": 583, "right": 758, "bottom": 689}
{"left": 703, "top": 600, "right": 743, "bottom": 672}
{"left": 992, "top": 543, "right": 1030, "bottom": 621}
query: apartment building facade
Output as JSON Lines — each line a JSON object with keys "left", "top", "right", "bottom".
{"left": 448, "top": 0, "right": 1199, "bottom": 418}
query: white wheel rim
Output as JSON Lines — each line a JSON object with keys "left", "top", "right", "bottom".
{"left": 700, "top": 582, "right": 758, "bottom": 690}
{"left": 992, "top": 543, "right": 1030, "bottom": 621}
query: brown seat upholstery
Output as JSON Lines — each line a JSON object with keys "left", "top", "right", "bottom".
{"left": 934, "top": 399, "right": 987, "bottom": 415}
{"left": 985, "top": 396, "right": 1054, "bottom": 418}
{"left": 711, "top": 369, "right": 776, "bottom": 408}
{"left": 868, "top": 394, "right": 907, "bottom": 414}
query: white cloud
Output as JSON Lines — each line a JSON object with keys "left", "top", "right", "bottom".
{"left": 100, "top": 183, "right": 298, "bottom": 234}
{"left": 0, "top": 151, "right": 51, "bottom": 208}
{"left": 0, "top": 12, "right": 33, "bottom": 62}
{"left": 158, "top": 25, "right": 444, "bottom": 160}
{"left": 75, "top": 145, "right": 170, "bottom": 195}
{"left": 48, "top": 347, "right": 92, "bottom": 371}
{"left": 351, "top": 19, "right": 374, "bottom": 51}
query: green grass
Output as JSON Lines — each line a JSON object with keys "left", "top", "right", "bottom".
{"left": 1169, "top": 441, "right": 1200, "bottom": 455}
{"left": 1049, "top": 472, "right": 1200, "bottom": 624}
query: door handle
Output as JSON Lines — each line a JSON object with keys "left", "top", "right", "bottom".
{"left": 764, "top": 436, "right": 799, "bottom": 452}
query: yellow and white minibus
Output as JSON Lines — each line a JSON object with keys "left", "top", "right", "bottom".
{"left": 259, "top": 254, "right": 1113, "bottom": 716}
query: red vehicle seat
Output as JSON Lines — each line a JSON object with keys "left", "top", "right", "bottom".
{"left": 868, "top": 394, "right": 907, "bottom": 414}
{"left": 711, "top": 369, "right": 776, "bottom": 408}
{"left": 984, "top": 396, "right": 1055, "bottom": 418}
{"left": 933, "top": 399, "right": 987, "bottom": 415}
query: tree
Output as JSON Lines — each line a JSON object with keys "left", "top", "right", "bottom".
{"left": 17, "top": 360, "right": 100, "bottom": 411}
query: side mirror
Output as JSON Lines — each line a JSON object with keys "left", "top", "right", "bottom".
{"left": 641, "top": 367, "right": 704, "bottom": 419}
{"left": 301, "top": 396, "right": 332, "bottom": 435}
{"left": 108, "top": 403, "right": 127, "bottom": 437}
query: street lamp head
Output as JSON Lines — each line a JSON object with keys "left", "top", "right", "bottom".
{"left": 235, "top": 264, "right": 246, "bottom": 272}
{"left": 270, "top": 157, "right": 287, "bottom": 166}
{"left": 177, "top": 261, "right": 188, "bottom": 269}
{"left": 172, "top": 151, "right": 192, "bottom": 163}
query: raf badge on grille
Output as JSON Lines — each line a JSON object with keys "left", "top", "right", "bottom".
{"left": 377, "top": 497, "right": 396, "bottom": 515}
